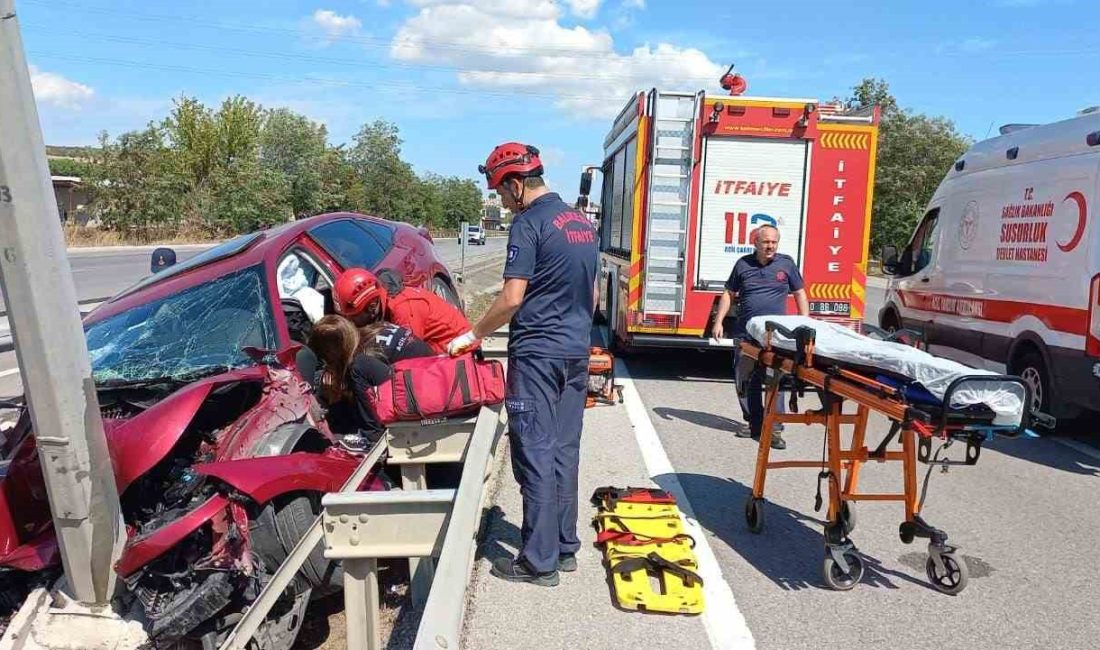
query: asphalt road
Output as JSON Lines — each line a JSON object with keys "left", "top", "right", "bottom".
{"left": 0, "top": 236, "right": 506, "bottom": 398}
{"left": 620, "top": 348, "right": 1100, "bottom": 650}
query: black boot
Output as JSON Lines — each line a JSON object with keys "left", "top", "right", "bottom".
{"left": 491, "top": 557, "right": 560, "bottom": 586}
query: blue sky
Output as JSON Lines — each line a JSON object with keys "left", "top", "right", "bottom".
{"left": 18, "top": 0, "right": 1100, "bottom": 195}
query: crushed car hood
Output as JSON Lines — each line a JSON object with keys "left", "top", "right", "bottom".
{"left": 0, "top": 362, "right": 320, "bottom": 571}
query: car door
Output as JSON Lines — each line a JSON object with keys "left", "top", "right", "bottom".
{"left": 894, "top": 208, "right": 942, "bottom": 340}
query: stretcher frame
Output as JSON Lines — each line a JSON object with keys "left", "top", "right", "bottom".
{"left": 739, "top": 320, "right": 1044, "bottom": 594}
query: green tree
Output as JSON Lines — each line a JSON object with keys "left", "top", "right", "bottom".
{"left": 348, "top": 120, "right": 419, "bottom": 220}
{"left": 48, "top": 158, "right": 93, "bottom": 177}
{"left": 847, "top": 78, "right": 971, "bottom": 254}
{"left": 203, "top": 161, "right": 291, "bottom": 235}
{"left": 86, "top": 127, "right": 189, "bottom": 232}
{"left": 259, "top": 108, "right": 328, "bottom": 217}
{"left": 435, "top": 176, "right": 483, "bottom": 230}
{"left": 163, "top": 96, "right": 218, "bottom": 189}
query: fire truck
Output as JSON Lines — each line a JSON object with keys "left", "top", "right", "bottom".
{"left": 580, "top": 69, "right": 881, "bottom": 351}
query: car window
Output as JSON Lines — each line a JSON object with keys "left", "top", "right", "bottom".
{"left": 85, "top": 265, "right": 277, "bottom": 383}
{"left": 309, "top": 220, "right": 388, "bottom": 270}
{"left": 357, "top": 219, "right": 395, "bottom": 250}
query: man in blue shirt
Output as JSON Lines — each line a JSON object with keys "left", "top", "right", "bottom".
{"left": 448, "top": 142, "right": 597, "bottom": 587}
{"left": 712, "top": 225, "right": 809, "bottom": 449}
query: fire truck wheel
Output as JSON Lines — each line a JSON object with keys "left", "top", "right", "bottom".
{"left": 745, "top": 497, "right": 765, "bottom": 534}
{"left": 822, "top": 550, "right": 864, "bottom": 591}
{"left": 926, "top": 550, "right": 969, "bottom": 595}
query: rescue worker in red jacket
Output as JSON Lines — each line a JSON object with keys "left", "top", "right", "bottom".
{"left": 333, "top": 267, "right": 471, "bottom": 354}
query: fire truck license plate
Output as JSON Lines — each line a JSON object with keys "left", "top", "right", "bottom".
{"left": 810, "top": 301, "right": 851, "bottom": 315}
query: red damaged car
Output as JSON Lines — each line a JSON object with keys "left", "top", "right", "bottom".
{"left": 0, "top": 213, "right": 460, "bottom": 648}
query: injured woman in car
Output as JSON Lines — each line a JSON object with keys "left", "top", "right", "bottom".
{"left": 307, "top": 315, "right": 434, "bottom": 444}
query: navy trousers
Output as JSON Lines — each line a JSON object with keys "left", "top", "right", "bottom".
{"left": 733, "top": 340, "right": 785, "bottom": 437}
{"left": 505, "top": 355, "right": 589, "bottom": 574}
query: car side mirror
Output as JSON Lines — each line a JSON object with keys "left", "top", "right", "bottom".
{"left": 150, "top": 247, "right": 177, "bottom": 273}
{"left": 881, "top": 245, "right": 899, "bottom": 276}
{"left": 579, "top": 170, "right": 593, "bottom": 198}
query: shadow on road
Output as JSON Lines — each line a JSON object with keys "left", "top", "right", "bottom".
{"left": 652, "top": 472, "right": 931, "bottom": 592}
{"left": 986, "top": 435, "right": 1100, "bottom": 477}
{"left": 652, "top": 407, "right": 748, "bottom": 435}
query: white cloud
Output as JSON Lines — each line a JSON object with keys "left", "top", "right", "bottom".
{"left": 29, "top": 66, "right": 94, "bottom": 110}
{"left": 391, "top": 0, "right": 723, "bottom": 117}
{"left": 622, "top": 0, "right": 644, "bottom": 7}
{"left": 566, "top": 0, "right": 601, "bottom": 19}
{"left": 312, "top": 9, "right": 363, "bottom": 43}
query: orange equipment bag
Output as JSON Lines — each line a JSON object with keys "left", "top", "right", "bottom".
{"left": 586, "top": 346, "right": 622, "bottom": 408}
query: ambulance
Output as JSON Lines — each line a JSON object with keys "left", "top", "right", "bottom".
{"left": 879, "top": 108, "right": 1100, "bottom": 420}
{"left": 579, "top": 69, "right": 881, "bottom": 352}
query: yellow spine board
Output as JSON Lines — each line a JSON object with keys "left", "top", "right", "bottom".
{"left": 593, "top": 495, "right": 704, "bottom": 615}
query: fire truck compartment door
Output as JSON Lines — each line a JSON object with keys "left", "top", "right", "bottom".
{"left": 696, "top": 137, "right": 809, "bottom": 288}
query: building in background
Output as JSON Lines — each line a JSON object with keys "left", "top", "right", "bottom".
{"left": 482, "top": 192, "right": 511, "bottom": 230}
{"left": 52, "top": 175, "right": 90, "bottom": 224}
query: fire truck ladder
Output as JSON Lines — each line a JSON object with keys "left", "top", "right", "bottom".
{"left": 641, "top": 91, "right": 703, "bottom": 317}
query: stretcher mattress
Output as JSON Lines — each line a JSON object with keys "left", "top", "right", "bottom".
{"left": 746, "top": 315, "right": 1026, "bottom": 426}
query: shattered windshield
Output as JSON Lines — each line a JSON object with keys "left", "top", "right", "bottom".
{"left": 85, "top": 265, "right": 277, "bottom": 383}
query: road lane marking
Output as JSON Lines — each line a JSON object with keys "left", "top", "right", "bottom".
{"left": 617, "top": 359, "right": 756, "bottom": 650}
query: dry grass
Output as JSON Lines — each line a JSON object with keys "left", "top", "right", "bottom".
{"left": 63, "top": 224, "right": 220, "bottom": 248}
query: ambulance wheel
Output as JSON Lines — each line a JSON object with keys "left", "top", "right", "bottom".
{"left": 839, "top": 501, "right": 856, "bottom": 535}
{"left": 926, "top": 550, "right": 968, "bottom": 595}
{"left": 822, "top": 550, "right": 864, "bottom": 591}
{"left": 745, "top": 498, "right": 765, "bottom": 534}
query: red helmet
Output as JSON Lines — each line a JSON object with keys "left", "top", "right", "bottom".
{"left": 479, "top": 142, "right": 543, "bottom": 190}
{"left": 334, "top": 268, "right": 387, "bottom": 318}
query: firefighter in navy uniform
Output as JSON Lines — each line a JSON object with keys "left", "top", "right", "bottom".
{"left": 448, "top": 142, "right": 598, "bottom": 587}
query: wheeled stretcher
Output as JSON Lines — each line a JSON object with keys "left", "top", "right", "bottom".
{"left": 738, "top": 316, "right": 1052, "bottom": 594}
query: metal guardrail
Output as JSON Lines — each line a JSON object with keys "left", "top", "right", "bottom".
{"left": 219, "top": 334, "right": 510, "bottom": 650}
{"left": 412, "top": 404, "right": 507, "bottom": 650}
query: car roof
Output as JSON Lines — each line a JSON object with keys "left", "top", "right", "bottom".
{"left": 86, "top": 212, "right": 398, "bottom": 324}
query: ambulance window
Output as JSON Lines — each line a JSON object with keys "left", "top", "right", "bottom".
{"left": 620, "top": 138, "right": 637, "bottom": 252}
{"left": 911, "top": 209, "right": 939, "bottom": 274}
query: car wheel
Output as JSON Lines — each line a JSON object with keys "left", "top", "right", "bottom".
{"left": 431, "top": 275, "right": 462, "bottom": 309}
{"left": 270, "top": 492, "right": 343, "bottom": 597}
{"left": 1013, "top": 349, "right": 1051, "bottom": 416}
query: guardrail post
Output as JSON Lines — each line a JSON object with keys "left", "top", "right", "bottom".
{"left": 387, "top": 415, "right": 479, "bottom": 608}
{"left": 401, "top": 464, "right": 435, "bottom": 608}
{"left": 343, "top": 558, "right": 381, "bottom": 650}
{"left": 323, "top": 490, "right": 454, "bottom": 650}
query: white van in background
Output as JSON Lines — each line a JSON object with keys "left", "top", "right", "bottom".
{"left": 879, "top": 108, "right": 1100, "bottom": 420}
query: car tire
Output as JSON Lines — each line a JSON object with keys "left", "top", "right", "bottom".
{"left": 431, "top": 275, "right": 462, "bottom": 309}
{"left": 271, "top": 492, "right": 343, "bottom": 597}
{"left": 1013, "top": 349, "right": 1052, "bottom": 417}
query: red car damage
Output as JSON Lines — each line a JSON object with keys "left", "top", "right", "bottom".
{"left": 0, "top": 213, "right": 460, "bottom": 648}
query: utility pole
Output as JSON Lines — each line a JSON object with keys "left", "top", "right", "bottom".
{"left": 0, "top": 0, "right": 124, "bottom": 606}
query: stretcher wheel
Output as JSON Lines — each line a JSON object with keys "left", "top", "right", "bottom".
{"left": 899, "top": 522, "right": 916, "bottom": 544}
{"left": 926, "top": 551, "right": 969, "bottom": 595}
{"left": 745, "top": 498, "right": 765, "bottom": 534}
{"left": 822, "top": 550, "right": 864, "bottom": 591}
{"left": 839, "top": 502, "right": 856, "bottom": 535}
